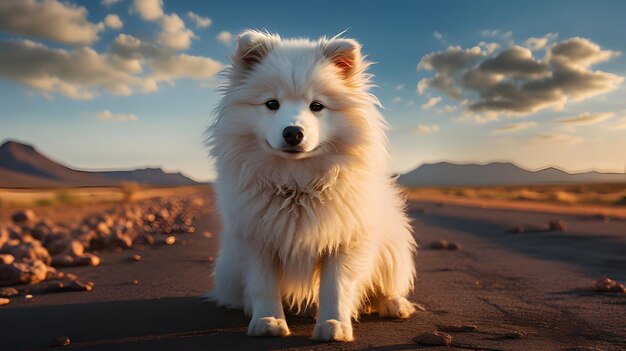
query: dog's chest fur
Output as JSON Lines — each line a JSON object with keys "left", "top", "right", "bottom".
{"left": 237, "top": 166, "right": 369, "bottom": 265}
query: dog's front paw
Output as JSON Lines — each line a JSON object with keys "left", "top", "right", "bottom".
{"left": 312, "top": 319, "right": 353, "bottom": 342}
{"left": 378, "top": 296, "right": 416, "bottom": 319}
{"left": 247, "top": 316, "right": 290, "bottom": 337}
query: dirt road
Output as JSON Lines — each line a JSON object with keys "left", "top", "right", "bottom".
{"left": 2, "top": 195, "right": 625, "bottom": 350}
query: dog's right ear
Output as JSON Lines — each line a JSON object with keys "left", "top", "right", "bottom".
{"left": 232, "top": 30, "right": 278, "bottom": 71}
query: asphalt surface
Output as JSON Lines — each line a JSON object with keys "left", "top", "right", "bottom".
{"left": 2, "top": 196, "right": 625, "bottom": 350}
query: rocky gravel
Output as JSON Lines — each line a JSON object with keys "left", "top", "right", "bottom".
{"left": 0, "top": 195, "right": 205, "bottom": 301}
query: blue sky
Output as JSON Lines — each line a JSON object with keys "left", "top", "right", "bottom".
{"left": 1, "top": 0, "right": 625, "bottom": 181}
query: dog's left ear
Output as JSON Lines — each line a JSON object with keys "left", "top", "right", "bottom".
{"left": 232, "top": 30, "right": 279, "bottom": 72}
{"left": 323, "top": 38, "right": 362, "bottom": 78}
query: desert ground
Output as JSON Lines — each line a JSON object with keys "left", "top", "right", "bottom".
{"left": 1, "top": 185, "right": 625, "bottom": 350}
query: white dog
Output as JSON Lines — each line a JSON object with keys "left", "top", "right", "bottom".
{"left": 207, "top": 30, "right": 417, "bottom": 342}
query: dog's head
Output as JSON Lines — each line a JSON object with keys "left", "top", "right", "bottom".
{"left": 214, "top": 30, "right": 380, "bottom": 163}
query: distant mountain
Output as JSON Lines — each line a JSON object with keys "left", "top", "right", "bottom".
{"left": 0, "top": 140, "right": 199, "bottom": 188}
{"left": 97, "top": 168, "right": 198, "bottom": 186}
{"left": 398, "top": 161, "right": 626, "bottom": 187}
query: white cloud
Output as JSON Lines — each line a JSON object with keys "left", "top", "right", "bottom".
{"left": 95, "top": 110, "right": 139, "bottom": 122}
{"left": 421, "top": 96, "right": 442, "bottom": 110}
{"left": 216, "top": 31, "right": 233, "bottom": 46}
{"left": 417, "top": 45, "right": 483, "bottom": 98}
{"left": 158, "top": 14, "right": 196, "bottom": 51}
{"left": 391, "top": 96, "right": 402, "bottom": 104}
{"left": 0, "top": 36, "right": 224, "bottom": 100}
{"left": 151, "top": 54, "right": 223, "bottom": 81}
{"left": 417, "top": 36, "right": 623, "bottom": 119}
{"left": 0, "top": 40, "right": 145, "bottom": 99}
{"left": 0, "top": 0, "right": 103, "bottom": 45}
{"left": 442, "top": 105, "right": 457, "bottom": 113}
{"left": 525, "top": 33, "right": 558, "bottom": 50}
{"left": 132, "top": 0, "right": 163, "bottom": 21}
{"left": 187, "top": 11, "right": 212, "bottom": 28}
{"left": 433, "top": 31, "right": 445, "bottom": 44}
{"left": 0, "top": 0, "right": 229, "bottom": 100}
{"left": 532, "top": 133, "right": 583, "bottom": 145}
{"left": 492, "top": 121, "right": 537, "bottom": 133}
{"left": 557, "top": 112, "right": 613, "bottom": 126}
{"left": 395, "top": 84, "right": 404, "bottom": 91}
{"left": 101, "top": 0, "right": 122, "bottom": 6}
{"left": 104, "top": 14, "right": 123, "bottom": 30}
{"left": 478, "top": 41, "right": 499, "bottom": 54}
{"left": 414, "top": 124, "right": 440, "bottom": 134}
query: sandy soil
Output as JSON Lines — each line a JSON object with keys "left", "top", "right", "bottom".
{"left": 1, "top": 192, "right": 625, "bottom": 350}
{"left": 409, "top": 191, "right": 626, "bottom": 219}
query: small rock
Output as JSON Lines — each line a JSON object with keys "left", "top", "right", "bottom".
{"left": 413, "top": 331, "right": 452, "bottom": 346}
{"left": 131, "top": 279, "right": 140, "bottom": 285}
{"left": 429, "top": 239, "right": 449, "bottom": 250}
{"left": 53, "top": 253, "right": 100, "bottom": 267}
{"left": 64, "top": 280, "right": 93, "bottom": 292}
{"left": 110, "top": 232, "right": 133, "bottom": 249}
{"left": 1, "top": 242, "right": 52, "bottom": 265}
{"left": 549, "top": 220, "right": 567, "bottom": 232}
{"left": 136, "top": 234, "right": 155, "bottom": 245}
{"left": 428, "top": 239, "right": 461, "bottom": 251}
{"left": 0, "top": 287, "right": 19, "bottom": 297}
{"left": 43, "top": 281, "right": 65, "bottom": 292}
{"left": 154, "top": 234, "right": 176, "bottom": 245}
{"left": 25, "top": 294, "right": 33, "bottom": 299}
{"left": 0, "top": 297, "right": 9, "bottom": 306}
{"left": 0, "top": 259, "right": 49, "bottom": 285}
{"left": 95, "top": 222, "right": 111, "bottom": 236}
{"left": 50, "top": 240, "right": 84, "bottom": 257}
{"left": 51, "top": 336, "right": 71, "bottom": 347}
{"left": 593, "top": 277, "right": 626, "bottom": 293}
{"left": 12, "top": 210, "right": 35, "bottom": 223}
{"left": 51, "top": 255, "right": 74, "bottom": 267}
{"left": 130, "top": 254, "right": 142, "bottom": 262}
{"left": 63, "top": 273, "right": 78, "bottom": 281}
{"left": 46, "top": 269, "right": 64, "bottom": 280}
{"left": 203, "top": 231, "right": 213, "bottom": 239}
{"left": 0, "top": 254, "right": 15, "bottom": 265}
{"left": 75, "top": 253, "right": 101, "bottom": 267}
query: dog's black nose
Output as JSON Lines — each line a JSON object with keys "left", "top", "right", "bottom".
{"left": 282, "top": 126, "right": 304, "bottom": 146}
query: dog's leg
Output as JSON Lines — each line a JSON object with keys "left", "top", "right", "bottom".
{"left": 211, "top": 233, "right": 243, "bottom": 308}
{"left": 374, "top": 226, "right": 417, "bottom": 319}
{"left": 244, "top": 251, "right": 290, "bottom": 337}
{"left": 312, "top": 253, "right": 357, "bottom": 342}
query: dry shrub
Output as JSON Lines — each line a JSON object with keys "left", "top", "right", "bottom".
{"left": 120, "top": 182, "right": 143, "bottom": 202}
{"left": 513, "top": 189, "right": 545, "bottom": 201}
{"left": 548, "top": 191, "right": 579, "bottom": 204}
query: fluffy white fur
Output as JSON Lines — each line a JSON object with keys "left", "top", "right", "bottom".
{"left": 207, "top": 30, "right": 417, "bottom": 342}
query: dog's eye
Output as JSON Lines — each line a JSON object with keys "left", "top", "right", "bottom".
{"left": 265, "top": 100, "right": 280, "bottom": 111}
{"left": 310, "top": 101, "right": 324, "bottom": 112}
